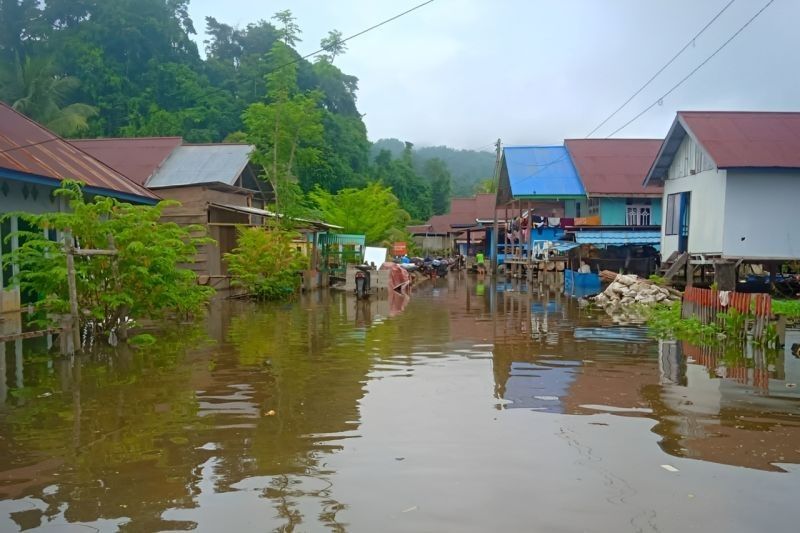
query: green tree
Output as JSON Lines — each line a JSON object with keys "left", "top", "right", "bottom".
{"left": 3, "top": 182, "right": 214, "bottom": 340}
{"left": 474, "top": 177, "right": 497, "bottom": 193}
{"left": 0, "top": 56, "right": 97, "bottom": 136}
{"left": 310, "top": 182, "right": 410, "bottom": 245}
{"left": 224, "top": 225, "right": 307, "bottom": 300}
{"left": 244, "top": 42, "right": 324, "bottom": 216}
{"left": 373, "top": 142, "right": 432, "bottom": 222}
{"left": 319, "top": 29, "right": 346, "bottom": 63}
{"left": 423, "top": 158, "right": 452, "bottom": 215}
{"left": 272, "top": 9, "right": 301, "bottom": 47}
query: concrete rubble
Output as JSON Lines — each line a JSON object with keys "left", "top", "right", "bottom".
{"left": 591, "top": 273, "right": 681, "bottom": 311}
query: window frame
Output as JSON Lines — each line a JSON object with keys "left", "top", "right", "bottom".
{"left": 665, "top": 193, "right": 680, "bottom": 235}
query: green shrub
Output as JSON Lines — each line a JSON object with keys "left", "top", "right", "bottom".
{"left": 224, "top": 226, "right": 308, "bottom": 300}
{"left": 2, "top": 181, "right": 214, "bottom": 340}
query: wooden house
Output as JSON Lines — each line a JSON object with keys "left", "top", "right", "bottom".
{"left": 564, "top": 138, "right": 663, "bottom": 275}
{"left": 74, "top": 139, "right": 274, "bottom": 291}
{"left": 643, "top": 111, "right": 800, "bottom": 287}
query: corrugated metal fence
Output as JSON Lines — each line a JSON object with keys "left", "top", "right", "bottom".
{"left": 681, "top": 286, "right": 773, "bottom": 343}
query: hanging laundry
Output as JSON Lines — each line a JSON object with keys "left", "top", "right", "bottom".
{"left": 718, "top": 290, "right": 731, "bottom": 307}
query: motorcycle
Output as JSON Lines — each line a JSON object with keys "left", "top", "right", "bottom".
{"left": 354, "top": 264, "right": 372, "bottom": 299}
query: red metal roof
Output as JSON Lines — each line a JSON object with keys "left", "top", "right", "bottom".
{"left": 679, "top": 111, "right": 800, "bottom": 168}
{"left": 0, "top": 103, "right": 158, "bottom": 201}
{"left": 71, "top": 137, "right": 183, "bottom": 186}
{"left": 565, "top": 139, "right": 663, "bottom": 196}
{"left": 407, "top": 194, "right": 499, "bottom": 235}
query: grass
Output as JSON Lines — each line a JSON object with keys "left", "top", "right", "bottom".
{"left": 772, "top": 299, "right": 800, "bottom": 319}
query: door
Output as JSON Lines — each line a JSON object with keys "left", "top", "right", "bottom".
{"left": 678, "top": 192, "right": 691, "bottom": 253}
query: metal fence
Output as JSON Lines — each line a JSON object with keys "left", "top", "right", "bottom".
{"left": 681, "top": 286, "right": 773, "bottom": 343}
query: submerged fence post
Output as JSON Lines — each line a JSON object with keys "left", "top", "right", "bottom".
{"left": 64, "top": 232, "right": 81, "bottom": 352}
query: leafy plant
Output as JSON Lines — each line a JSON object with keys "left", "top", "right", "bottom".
{"left": 224, "top": 225, "right": 308, "bottom": 300}
{"left": 309, "top": 182, "right": 410, "bottom": 245}
{"left": 2, "top": 181, "right": 214, "bottom": 340}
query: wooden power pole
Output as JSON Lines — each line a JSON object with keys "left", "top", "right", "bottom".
{"left": 491, "top": 138, "right": 502, "bottom": 275}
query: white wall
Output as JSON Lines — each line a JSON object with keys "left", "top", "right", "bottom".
{"left": 661, "top": 167, "right": 727, "bottom": 258}
{"left": 722, "top": 170, "right": 800, "bottom": 259}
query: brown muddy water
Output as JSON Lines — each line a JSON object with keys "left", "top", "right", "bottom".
{"left": 1, "top": 275, "right": 799, "bottom": 532}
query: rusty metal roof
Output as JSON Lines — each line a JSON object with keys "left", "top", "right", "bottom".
{"left": 71, "top": 137, "right": 182, "bottom": 186}
{"left": 679, "top": 111, "right": 800, "bottom": 168}
{"left": 565, "top": 139, "right": 663, "bottom": 197}
{"left": 0, "top": 103, "right": 158, "bottom": 202}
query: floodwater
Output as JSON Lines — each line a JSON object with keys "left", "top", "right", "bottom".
{"left": 1, "top": 276, "right": 799, "bottom": 532}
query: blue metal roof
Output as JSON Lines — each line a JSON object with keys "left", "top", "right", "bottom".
{"left": 573, "top": 230, "right": 661, "bottom": 245}
{"left": 502, "top": 146, "right": 586, "bottom": 198}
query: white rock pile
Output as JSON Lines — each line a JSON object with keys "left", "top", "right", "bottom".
{"left": 592, "top": 273, "right": 680, "bottom": 309}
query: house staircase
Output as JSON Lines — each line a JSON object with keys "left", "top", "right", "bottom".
{"left": 658, "top": 251, "right": 689, "bottom": 282}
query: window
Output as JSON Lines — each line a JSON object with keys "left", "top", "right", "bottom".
{"left": 587, "top": 198, "right": 600, "bottom": 216}
{"left": 626, "top": 205, "right": 651, "bottom": 226}
{"left": 575, "top": 201, "right": 582, "bottom": 218}
{"left": 665, "top": 193, "right": 681, "bottom": 235}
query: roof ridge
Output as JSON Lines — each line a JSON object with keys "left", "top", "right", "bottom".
{"left": 565, "top": 138, "right": 663, "bottom": 142}
{"left": 72, "top": 136, "right": 184, "bottom": 142}
{"left": 678, "top": 110, "right": 800, "bottom": 116}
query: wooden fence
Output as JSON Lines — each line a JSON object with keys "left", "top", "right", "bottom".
{"left": 681, "top": 286, "right": 774, "bottom": 343}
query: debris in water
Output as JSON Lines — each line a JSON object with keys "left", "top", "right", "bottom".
{"left": 401, "top": 506, "right": 418, "bottom": 513}
{"left": 580, "top": 404, "right": 653, "bottom": 414}
{"left": 661, "top": 464, "right": 679, "bottom": 472}
{"left": 534, "top": 395, "right": 559, "bottom": 401}
{"left": 265, "top": 410, "right": 276, "bottom": 416}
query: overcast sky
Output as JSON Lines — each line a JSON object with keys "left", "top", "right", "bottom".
{"left": 188, "top": 0, "right": 799, "bottom": 150}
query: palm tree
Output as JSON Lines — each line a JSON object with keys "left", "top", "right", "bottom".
{"left": 0, "top": 56, "right": 97, "bottom": 136}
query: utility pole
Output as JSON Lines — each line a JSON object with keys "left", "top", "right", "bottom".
{"left": 491, "top": 138, "right": 502, "bottom": 275}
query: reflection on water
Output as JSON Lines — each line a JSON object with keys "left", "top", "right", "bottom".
{"left": 0, "top": 275, "right": 799, "bottom": 532}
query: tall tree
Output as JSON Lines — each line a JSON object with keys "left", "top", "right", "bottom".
{"left": 272, "top": 9, "right": 301, "bottom": 47}
{"left": 319, "top": 29, "right": 346, "bottom": 63}
{"left": 244, "top": 42, "right": 323, "bottom": 216}
{"left": 423, "top": 158, "right": 452, "bottom": 215}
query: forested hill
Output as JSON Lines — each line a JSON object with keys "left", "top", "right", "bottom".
{"left": 0, "top": 1, "right": 485, "bottom": 223}
{"left": 371, "top": 139, "right": 496, "bottom": 196}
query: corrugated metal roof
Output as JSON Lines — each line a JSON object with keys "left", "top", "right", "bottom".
{"left": 501, "top": 146, "right": 585, "bottom": 199}
{"left": 0, "top": 102, "right": 158, "bottom": 202}
{"left": 565, "top": 139, "right": 662, "bottom": 197}
{"left": 319, "top": 233, "right": 365, "bottom": 246}
{"left": 71, "top": 137, "right": 183, "bottom": 186}
{"left": 147, "top": 144, "right": 253, "bottom": 188}
{"left": 573, "top": 230, "right": 660, "bottom": 245}
{"left": 646, "top": 111, "right": 800, "bottom": 184}
{"left": 680, "top": 111, "right": 800, "bottom": 169}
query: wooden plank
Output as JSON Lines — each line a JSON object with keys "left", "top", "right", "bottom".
{"left": 663, "top": 252, "right": 688, "bottom": 281}
{"left": 73, "top": 249, "right": 118, "bottom": 256}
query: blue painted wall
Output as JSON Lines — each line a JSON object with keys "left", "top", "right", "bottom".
{"left": 598, "top": 197, "right": 662, "bottom": 225}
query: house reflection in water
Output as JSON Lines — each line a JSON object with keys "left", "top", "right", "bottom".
{"left": 653, "top": 335, "right": 800, "bottom": 471}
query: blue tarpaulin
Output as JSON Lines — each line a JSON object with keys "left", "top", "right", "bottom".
{"left": 502, "top": 146, "right": 586, "bottom": 199}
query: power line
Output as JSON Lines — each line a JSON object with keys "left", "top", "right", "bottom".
{"left": 264, "top": 0, "right": 436, "bottom": 77}
{"left": 606, "top": 0, "right": 774, "bottom": 138}
{"left": 586, "top": 0, "right": 736, "bottom": 138}
{"left": 0, "top": 137, "right": 59, "bottom": 155}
